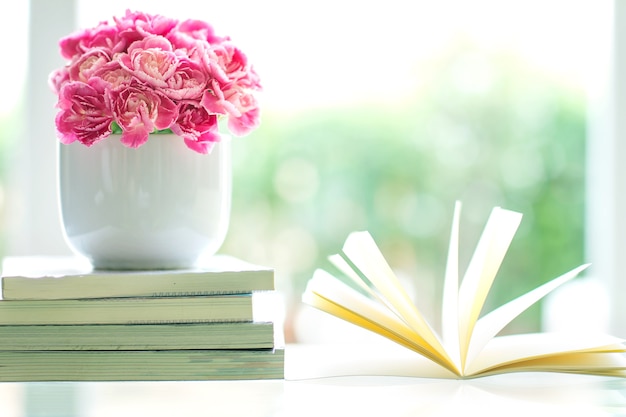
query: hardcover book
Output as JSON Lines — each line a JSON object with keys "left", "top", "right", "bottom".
{"left": 303, "top": 202, "right": 626, "bottom": 379}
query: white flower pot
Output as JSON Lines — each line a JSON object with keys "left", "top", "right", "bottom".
{"left": 58, "top": 134, "right": 231, "bottom": 270}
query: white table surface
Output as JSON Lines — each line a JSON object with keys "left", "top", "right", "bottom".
{"left": 0, "top": 343, "right": 624, "bottom": 417}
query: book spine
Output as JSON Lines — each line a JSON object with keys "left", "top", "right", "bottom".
{"left": 0, "top": 322, "right": 276, "bottom": 351}
{"left": 1, "top": 270, "right": 274, "bottom": 300}
{"left": 0, "top": 349, "right": 285, "bottom": 381}
{"left": 0, "top": 296, "right": 254, "bottom": 325}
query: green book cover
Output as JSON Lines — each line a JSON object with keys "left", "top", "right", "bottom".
{"left": 1, "top": 255, "right": 274, "bottom": 300}
{"left": 0, "top": 295, "right": 253, "bottom": 325}
{"left": 0, "top": 348, "right": 285, "bottom": 381}
{"left": 0, "top": 322, "right": 275, "bottom": 350}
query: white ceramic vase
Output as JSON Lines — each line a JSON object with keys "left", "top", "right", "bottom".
{"left": 58, "top": 134, "right": 231, "bottom": 270}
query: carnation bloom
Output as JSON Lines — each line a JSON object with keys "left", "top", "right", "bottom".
{"left": 55, "top": 78, "right": 113, "bottom": 146}
{"left": 118, "top": 35, "right": 178, "bottom": 89}
{"left": 108, "top": 79, "right": 178, "bottom": 148}
{"left": 51, "top": 10, "right": 262, "bottom": 153}
{"left": 59, "top": 24, "right": 123, "bottom": 60}
{"left": 171, "top": 101, "right": 221, "bottom": 153}
{"left": 68, "top": 48, "right": 111, "bottom": 83}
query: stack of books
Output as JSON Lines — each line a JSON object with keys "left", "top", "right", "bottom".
{"left": 0, "top": 255, "right": 284, "bottom": 381}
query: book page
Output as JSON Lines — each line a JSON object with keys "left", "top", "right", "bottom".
{"left": 465, "top": 332, "right": 626, "bottom": 377}
{"left": 303, "top": 269, "right": 457, "bottom": 373}
{"left": 285, "top": 341, "right": 458, "bottom": 380}
{"left": 302, "top": 202, "right": 626, "bottom": 380}
{"left": 483, "top": 352, "right": 626, "bottom": 377}
{"left": 457, "top": 207, "right": 522, "bottom": 368}
{"left": 441, "top": 201, "right": 461, "bottom": 371}
{"left": 465, "top": 263, "right": 589, "bottom": 366}
{"left": 338, "top": 231, "right": 450, "bottom": 364}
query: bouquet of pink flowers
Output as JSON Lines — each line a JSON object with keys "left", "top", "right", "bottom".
{"left": 49, "top": 10, "right": 261, "bottom": 154}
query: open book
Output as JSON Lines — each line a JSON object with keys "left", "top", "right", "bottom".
{"left": 302, "top": 202, "right": 626, "bottom": 378}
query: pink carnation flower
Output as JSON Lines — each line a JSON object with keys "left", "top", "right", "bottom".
{"left": 51, "top": 10, "right": 262, "bottom": 154}
{"left": 108, "top": 79, "right": 178, "bottom": 148}
{"left": 119, "top": 35, "right": 178, "bottom": 89}
{"left": 171, "top": 101, "right": 221, "bottom": 153}
{"left": 67, "top": 48, "right": 111, "bottom": 83}
{"left": 55, "top": 78, "right": 113, "bottom": 146}
{"left": 59, "top": 23, "right": 126, "bottom": 60}
{"left": 92, "top": 61, "right": 133, "bottom": 89}
{"left": 162, "top": 58, "right": 207, "bottom": 100}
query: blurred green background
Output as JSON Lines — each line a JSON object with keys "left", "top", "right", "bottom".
{"left": 221, "top": 42, "right": 586, "bottom": 338}
{"left": 0, "top": 22, "right": 586, "bottom": 341}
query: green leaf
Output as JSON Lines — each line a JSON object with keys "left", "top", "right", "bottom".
{"left": 109, "top": 122, "right": 173, "bottom": 135}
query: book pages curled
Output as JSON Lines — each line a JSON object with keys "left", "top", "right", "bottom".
{"left": 302, "top": 201, "right": 626, "bottom": 378}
